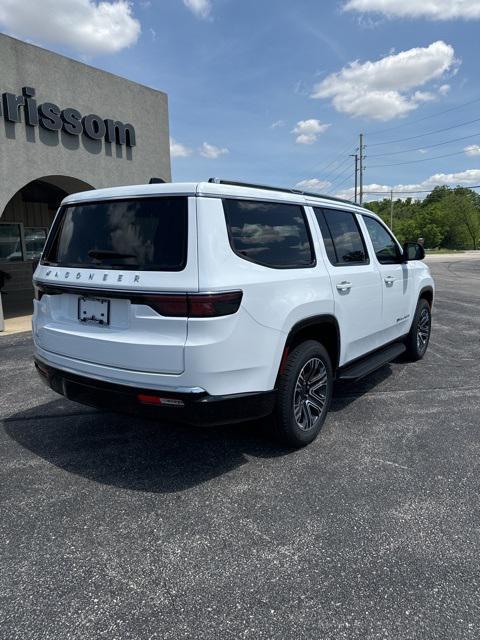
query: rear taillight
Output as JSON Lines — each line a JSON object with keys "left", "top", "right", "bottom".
{"left": 136, "top": 291, "right": 243, "bottom": 318}
{"left": 188, "top": 292, "right": 243, "bottom": 317}
{"left": 141, "top": 295, "right": 189, "bottom": 317}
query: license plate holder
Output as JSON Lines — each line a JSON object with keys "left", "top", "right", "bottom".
{"left": 78, "top": 297, "right": 110, "bottom": 326}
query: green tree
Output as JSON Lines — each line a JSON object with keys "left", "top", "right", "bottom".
{"left": 365, "top": 186, "right": 480, "bottom": 249}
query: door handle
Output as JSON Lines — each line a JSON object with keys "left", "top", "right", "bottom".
{"left": 384, "top": 276, "right": 395, "bottom": 287}
{"left": 336, "top": 281, "right": 352, "bottom": 292}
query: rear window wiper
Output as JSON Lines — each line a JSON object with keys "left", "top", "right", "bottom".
{"left": 88, "top": 250, "right": 136, "bottom": 259}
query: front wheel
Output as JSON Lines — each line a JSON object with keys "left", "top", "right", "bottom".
{"left": 405, "top": 298, "right": 432, "bottom": 361}
{"left": 273, "top": 340, "right": 333, "bottom": 448}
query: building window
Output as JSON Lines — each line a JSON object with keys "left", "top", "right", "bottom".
{"left": 24, "top": 227, "right": 48, "bottom": 261}
{"left": 0, "top": 223, "right": 23, "bottom": 262}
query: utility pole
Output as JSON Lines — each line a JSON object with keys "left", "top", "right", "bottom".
{"left": 350, "top": 153, "right": 358, "bottom": 203}
{"left": 359, "top": 133, "right": 364, "bottom": 205}
{"left": 390, "top": 189, "right": 394, "bottom": 230}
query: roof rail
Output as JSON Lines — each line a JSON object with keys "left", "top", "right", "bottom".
{"left": 208, "top": 178, "right": 354, "bottom": 205}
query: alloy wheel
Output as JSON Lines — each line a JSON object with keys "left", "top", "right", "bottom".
{"left": 417, "top": 307, "right": 431, "bottom": 353}
{"left": 293, "top": 357, "right": 328, "bottom": 432}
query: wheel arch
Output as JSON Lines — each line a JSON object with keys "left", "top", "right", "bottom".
{"left": 419, "top": 286, "right": 434, "bottom": 308}
{"left": 278, "top": 315, "right": 341, "bottom": 379}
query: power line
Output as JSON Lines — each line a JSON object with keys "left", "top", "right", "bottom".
{"left": 297, "top": 147, "right": 355, "bottom": 195}
{"left": 314, "top": 143, "right": 356, "bottom": 175}
{"left": 328, "top": 172, "right": 355, "bottom": 194}
{"left": 321, "top": 153, "right": 353, "bottom": 182}
{"left": 368, "top": 149, "right": 467, "bottom": 168}
{"left": 368, "top": 116, "right": 480, "bottom": 147}
{"left": 327, "top": 162, "right": 355, "bottom": 189}
{"left": 366, "top": 95, "right": 480, "bottom": 137}
{"left": 367, "top": 132, "right": 480, "bottom": 158}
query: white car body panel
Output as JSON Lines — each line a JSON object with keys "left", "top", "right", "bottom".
{"left": 33, "top": 181, "right": 434, "bottom": 400}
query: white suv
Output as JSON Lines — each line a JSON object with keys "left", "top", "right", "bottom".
{"left": 32, "top": 179, "right": 434, "bottom": 447}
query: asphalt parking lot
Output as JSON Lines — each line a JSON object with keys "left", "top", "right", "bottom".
{"left": 1, "top": 257, "right": 479, "bottom": 640}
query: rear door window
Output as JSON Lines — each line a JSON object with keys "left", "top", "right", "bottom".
{"left": 223, "top": 199, "right": 315, "bottom": 268}
{"left": 314, "top": 208, "right": 369, "bottom": 266}
{"left": 43, "top": 197, "right": 188, "bottom": 271}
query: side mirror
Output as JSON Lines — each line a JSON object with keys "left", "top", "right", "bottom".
{"left": 32, "top": 257, "right": 40, "bottom": 273}
{"left": 403, "top": 242, "right": 425, "bottom": 261}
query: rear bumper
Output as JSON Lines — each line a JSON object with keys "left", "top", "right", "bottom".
{"left": 34, "top": 359, "right": 276, "bottom": 426}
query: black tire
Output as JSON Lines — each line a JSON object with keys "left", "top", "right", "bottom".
{"left": 404, "top": 298, "right": 432, "bottom": 361}
{"left": 273, "top": 340, "right": 333, "bottom": 448}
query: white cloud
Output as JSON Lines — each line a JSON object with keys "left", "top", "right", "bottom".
{"left": 0, "top": 0, "right": 141, "bottom": 54}
{"left": 295, "top": 179, "right": 332, "bottom": 191}
{"left": 438, "top": 83, "right": 451, "bottom": 95}
{"left": 183, "top": 0, "right": 211, "bottom": 19}
{"left": 170, "top": 139, "right": 230, "bottom": 159}
{"left": 412, "top": 90, "right": 436, "bottom": 103}
{"left": 311, "top": 41, "right": 457, "bottom": 120}
{"left": 336, "top": 168, "right": 480, "bottom": 200}
{"left": 170, "top": 138, "right": 192, "bottom": 158}
{"left": 292, "top": 119, "right": 330, "bottom": 144}
{"left": 344, "top": 0, "right": 480, "bottom": 20}
{"left": 464, "top": 144, "right": 480, "bottom": 156}
{"left": 199, "top": 142, "right": 229, "bottom": 159}
{"left": 270, "top": 120, "right": 286, "bottom": 129}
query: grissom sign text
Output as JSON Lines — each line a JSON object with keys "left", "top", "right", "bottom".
{"left": 1, "top": 87, "right": 136, "bottom": 147}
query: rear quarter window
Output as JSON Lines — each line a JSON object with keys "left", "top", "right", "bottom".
{"left": 222, "top": 199, "right": 315, "bottom": 268}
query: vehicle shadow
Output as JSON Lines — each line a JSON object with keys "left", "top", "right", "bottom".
{"left": 331, "top": 362, "right": 394, "bottom": 412}
{"left": 4, "top": 362, "right": 396, "bottom": 494}
{"left": 3, "top": 399, "right": 290, "bottom": 494}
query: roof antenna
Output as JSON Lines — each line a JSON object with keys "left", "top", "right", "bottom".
{"left": 149, "top": 177, "right": 166, "bottom": 184}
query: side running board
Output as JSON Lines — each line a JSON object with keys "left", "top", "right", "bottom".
{"left": 337, "top": 342, "right": 406, "bottom": 381}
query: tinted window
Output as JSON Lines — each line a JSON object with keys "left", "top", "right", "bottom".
{"left": 363, "top": 216, "right": 401, "bottom": 264}
{"left": 43, "top": 197, "right": 188, "bottom": 271}
{"left": 315, "top": 208, "right": 368, "bottom": 265}
{"left": 223, "top": 199, "right": 315, "bottom": 268}
{"left": 313, "top": 209, "right": 337, "bottom": 264}
{"left": 0, "top": 223, "right": 23, "bottom": 262}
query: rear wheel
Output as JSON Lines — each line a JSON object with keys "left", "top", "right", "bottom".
{"left": 273, "top": 340, "right": 333, "bottom": 448}
{"left": 405, "top": 298, "right": 432, "bottom": 361}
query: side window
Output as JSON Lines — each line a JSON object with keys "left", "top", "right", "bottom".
{"left": 314, "top": 209, "right": 337, "bottom": 264}
{"left": 362, "top": 216, "right": 401, "bottom": 265}
{"left": 223, "top": 199, "right": 315, "bottom": 268}
{"left": 314, "top": 208, "right": 369, "bottom": 266}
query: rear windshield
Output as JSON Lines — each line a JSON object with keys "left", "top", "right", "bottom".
{"left": 43, "top": 197, "right": 188, "bottom": 271}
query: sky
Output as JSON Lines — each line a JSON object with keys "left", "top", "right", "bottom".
{"left": 1, "top": 0, "right": 480, "bottom": 200}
